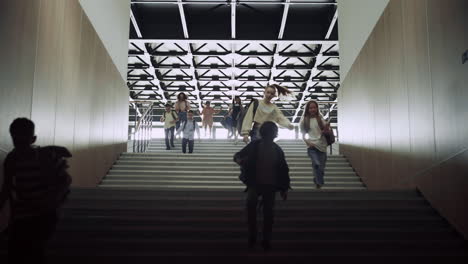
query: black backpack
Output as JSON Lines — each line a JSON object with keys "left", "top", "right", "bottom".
{"left": 38, "top": 146, "right": 72, "bottom": 210}
{"left": 237, "top": 99, "right": 259, "bottom": 135}
{"left": 9, "top": 146, "right": 72, "bottom": 213}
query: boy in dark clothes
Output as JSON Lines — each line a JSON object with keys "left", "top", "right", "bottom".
{"left": 233, "top": 121, "right": 291, "bottom": 251}
{"left": 0, "top": 118, "right": 72, "bottom": 264}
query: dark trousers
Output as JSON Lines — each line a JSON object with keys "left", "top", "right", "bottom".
{"left": 246, "top": 185, "right": 276, "bottom": 243}
{"left": 7, "top": 212, "right": 58, "bottom": 264}
{"left": 182, "top": 138, "right": 194, "bottom": 153}
{"left": 164, "top": 127, "right": 175, "bottom": 148}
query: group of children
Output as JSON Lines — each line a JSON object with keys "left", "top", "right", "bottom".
{"left": 160, "top": 93, "right": 246, "bottom": 153}
{"left": 160, "top": 103, "right": 200, "bottom": 154}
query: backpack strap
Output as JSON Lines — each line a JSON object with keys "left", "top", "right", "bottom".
{"left": 252, "top": 99, "right": 259, "bottom": 119}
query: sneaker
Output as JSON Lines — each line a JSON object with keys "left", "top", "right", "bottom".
{"left": 166, "top": 147, "right": 170, "bottom": 150}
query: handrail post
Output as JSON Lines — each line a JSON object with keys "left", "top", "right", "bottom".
{"left": 133, "top": 104, "right": 137, "bottom": 153}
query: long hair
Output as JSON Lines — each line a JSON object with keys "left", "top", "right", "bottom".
{"left": 302, "top": 100, "right": 325, "bottom": 133}
{"left": 232, "top": 96, "right": 241, "bottom": 105}
{"left": 266, "top": 84, "right": 292, "bottom": 97}
{"left": 177, "top": 92, "right": 187, "bottom": 101}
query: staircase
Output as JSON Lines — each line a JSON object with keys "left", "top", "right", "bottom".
{"left": 101, "top": 139, "right": 365, "bottom": 190}
{"left": 1, "top": 139, "right": 467, "bottom": 261}
{"left": 43, "top": 189, "right": 467, "bottom": 259}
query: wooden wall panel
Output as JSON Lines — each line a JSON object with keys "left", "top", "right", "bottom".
{"left": 0, "top": 0, "right": 40, "bottom": 230}
{"left": 70, "top": 10, "right": 96, "bottom": 186}
{"left": 0, "top": 0, "right": 129, "bottom": 187}
{"left": 401, "top": 0, "right": 436, "bottom": 174}
{"left": 54, "top": 0, "right": 82, "bottom": 150}
{"left": 373, "top": 16, "right": 392, "bottom": 189}
{"left": 340, "top": 0, "right": 468, "bottom": 237}
{"left": 0, "top": 0, "right": 39, "bottom": 152}
{"left": 31, "top": 0, "right": 65, "bottom": 146}
{"left": 428, "top": 0, "right": 468, "bottom": 158}
{"left": 384, "top": 0, "right": 411, "bottom": 188}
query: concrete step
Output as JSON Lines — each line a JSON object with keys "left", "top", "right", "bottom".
{"left": 119, "top": 153, "right": 347, "bottom": 161}
{"left": 107, "top": 170, "right": 357, "bottom": 176}
{"left": 97, "top": 185, "right": 367, "bottom": 190}
{"left": 115, "top": 160, "right": 352, "bottom": 167}
{"left": 68, "top": 188, "right": 424, "bottom": 200}
{"left": 103, "top": 175, "right": 362, "bottom": 182}
{"left": 100, "top": 179, "right": 364, "bottom": 188}
{"left": 109, "top": 164, "right": 355, "bottom": 172}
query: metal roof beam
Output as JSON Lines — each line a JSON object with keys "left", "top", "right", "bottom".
{"left": 177, "top": 0, "right": 189, "bottom": 38}
{"left": 130, "top": 39, "right": 338, "bottom": 45}
{"left": 131, "top": 1, "right": 337, "bottom": 5}
{"left": 231, "top": 0, "right": 236, "bottom": 39}
{"left": 130, "top": 7, "right": 142, "bottom": 38}
{"left": 291, "top": 6, "right": 338, "bottom": 123}
{"left": 278, "top": 0, "right": 291, "bottom": 39}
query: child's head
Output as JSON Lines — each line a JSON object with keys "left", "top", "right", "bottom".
{"left": 259, "top": 121, "right": 278, "bottom": 140}
{"left": 177, "top": 92, "right": 187, "bottom": 101}
{"left": 205, "top": 101, "right": 210, "bottom": 106}
{"left": 305, "top": 100, "right": 319, "bottom": 117}
{"left": 187, "top": 110, "right": 194, "bottom": 119}
{"left": 10, "top": 118, "right": 36, "bottom": 148}
{"left": 234, "top": 96, "right": 241, "bottom": 104}
{"left": 165, "top": 103, "right": 172, "bottom": 111}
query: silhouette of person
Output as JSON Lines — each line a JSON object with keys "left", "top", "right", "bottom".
{"left": 233, "top": 121, "right": 291, "bottom": 251}
{"left": 0, "top": 118, "right": 72, "bottom": 264}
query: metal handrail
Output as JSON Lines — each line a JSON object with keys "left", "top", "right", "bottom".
{"left": 130, "top": 103, "right": 154, "bottom": 153}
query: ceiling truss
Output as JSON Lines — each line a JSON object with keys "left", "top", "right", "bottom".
{"left": 128, "top": 0, "right": 340, "bottom": 126}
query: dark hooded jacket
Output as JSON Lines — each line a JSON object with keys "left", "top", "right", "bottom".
{"left": 233, "top": 140, "right": 291, "bottom": 192}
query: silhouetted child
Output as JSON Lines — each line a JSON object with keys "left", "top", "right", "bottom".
{"left": 160, "top": 103, "right": 178, "bottom": 150}
{"left": 0, "top": 118, "right": 72, "bottom": 264}
{"left": 176, "top": 110, "right": 200, "bottom": 154}
{"left": 233, "top": 121, "right": 290, "bottom": 251}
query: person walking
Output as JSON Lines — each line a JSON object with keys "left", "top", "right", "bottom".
{"left": 160, "top": 103, "right": 178, "bottom": 150}
{"left": 174, "top": 92, "right": 191, "bottom": 134}
{"left": 234, "top": 121, "right": 290, "bottom": 251}
{"left": 0, "top": 118, "right": 72, "bottom": 264}
{"left": 227, "top": 96, "right": 243, "bottom": 144}
{"left": 200, "top": 101, "right": 221, "bottom": 139}
{"left": 176, "top": 110, "right": 201, "bottom": 154}
{"left": 299, "top": 100, "right": 329, "bottom": 189}
{"left": 240, "top": 84, "right": 294, "bottom": 144}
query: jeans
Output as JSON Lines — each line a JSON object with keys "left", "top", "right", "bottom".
{"left": 164, "top": 127, "right": 175, "bottom": 149}
{"left": 246, "top": 185, "right": 276, "bottom": 243}
{"left": 307, "top": 147, "right": 327, "bottom": 186}
{"left": 182, "top": 138, "right": 194, "bottom": 153}
{"left": 176, "top": 111, "right": 187, "bottom": 130}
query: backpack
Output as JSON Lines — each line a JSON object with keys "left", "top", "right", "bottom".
{"left": 164, "top": 110, "right": 177, "bottom": 121}
{"left": 237, "top": 99, "right": 259, "bottom": 135}
{"left": 8, "top": 146, "right": 72, "bottom": 213}
{"left": 37, "top": 146, "right": 72, "bottom": 210}
{"left": 182, "top": 119, "right": 196, "bottom": 131}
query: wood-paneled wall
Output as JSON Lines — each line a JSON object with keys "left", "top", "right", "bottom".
{"left": 339, "top": 0, "right": 468, "bottom": 238}
{"left": 0, "top": 0, "right": 129, "bottom": 190}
